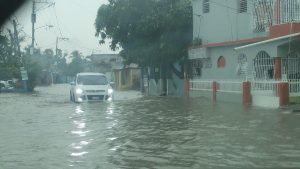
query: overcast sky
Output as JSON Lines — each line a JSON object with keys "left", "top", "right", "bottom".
{"left": 2, "top": 0, "right": 119, "bottom": 56}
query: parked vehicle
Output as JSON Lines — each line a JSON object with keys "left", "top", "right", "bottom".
{"left": 0, "top": 81, "right": 5, "bottom": 91}
{"left": 70, "top": 72, "right": 114, "bottom": 102}
{"left": 0, "top": 80, "right": 14, "bottom": 89}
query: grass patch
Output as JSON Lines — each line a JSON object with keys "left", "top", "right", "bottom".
{"left": 289, "top": 96, "right": 300, "bottom": 104}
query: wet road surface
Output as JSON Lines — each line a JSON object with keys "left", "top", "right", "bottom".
{"left": 0, "top": 84, "right": 300, "bottom": 168}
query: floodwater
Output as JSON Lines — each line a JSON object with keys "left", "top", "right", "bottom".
{"left": 0, "top": 84, "right": 300, "bottom": 169}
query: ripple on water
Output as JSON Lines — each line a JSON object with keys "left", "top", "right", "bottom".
{"left": 2, "top": 86, "right": 300, "bottom": 169}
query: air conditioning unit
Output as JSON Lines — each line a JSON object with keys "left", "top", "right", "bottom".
{"left": 188, "top": 47, "right": 210, "bottom": 59}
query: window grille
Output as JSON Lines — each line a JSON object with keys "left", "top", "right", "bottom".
{"left": 252, "top": 0, "right": 273, "bottom": 32}
{"left": 237, "top": 53, "right": 248, "bottom": 76}
{"left": 239, "top": 0, "right": 247, "bottom": 13}
{"left": 253, "top": 51, "right": 274, "bottom": 80}
{"left": 203, "top": 0, "right": 210, "bottom": 13}
{"left": 191, "top": 59, "right": 203, "bottom": 78}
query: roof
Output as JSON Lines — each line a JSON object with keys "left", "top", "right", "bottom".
{"left": 77, "top": 72, "right": 105, "bottom": 76}
{"left": 234, "top": 32, "right": 300, "bottom": 50}
{"left": 189, "top": 36, "right": 269, "bottom": 49}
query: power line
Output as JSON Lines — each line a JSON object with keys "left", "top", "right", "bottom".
{"left": 52, "top": 6, "right": 63, "bottom": 37}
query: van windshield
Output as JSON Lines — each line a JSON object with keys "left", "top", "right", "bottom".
{"left": 77, "top": 75, "right": 108, "bottom": 85}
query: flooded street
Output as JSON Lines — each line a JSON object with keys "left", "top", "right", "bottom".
{"left": 0, "top": 84, "right": 300, "bottom": 168}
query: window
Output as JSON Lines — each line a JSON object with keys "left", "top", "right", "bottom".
{"left": 77, "top": 75, "right": 108, "bottom": 85}
{"left": 237, "top": 53, "right": 248, "bottom": 75}
{"left": 217, "top": 56, "right": 225, "bottom": 68}
{"left": 203, "top": 0, "right": 210, "bottom": 14}
{"left": 238, "top": 0, "right": 247, "bottom": 13}
{"left": 191, "top": 59, "right": 203, "bottom": 77}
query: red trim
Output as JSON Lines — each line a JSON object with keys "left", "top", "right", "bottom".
{"left": 190, "top": 36, "right": 269, "bottom": 49}
{"left": 270, "top": 23, "right": 300, "bottom": 38}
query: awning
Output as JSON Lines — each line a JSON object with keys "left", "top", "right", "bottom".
{"left": 234, "top": 32, "right": 300, "bottom": 50}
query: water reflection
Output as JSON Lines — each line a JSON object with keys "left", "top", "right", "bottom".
{"left": 69, "top": 105, "right": 90, "bottom": 167}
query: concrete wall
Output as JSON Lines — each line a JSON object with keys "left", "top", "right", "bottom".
{"left": 193, "top": 0, "right": 267, "bottom": 44}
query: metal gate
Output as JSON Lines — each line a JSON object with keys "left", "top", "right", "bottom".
{"left": 282, "top": 56, "right": 300, "bottom": 80}
{"left": 282, "top": 54, "right": 300, "bottom": 95}
{"left": 252, "top": 51, "right": 275, "bottom": 80}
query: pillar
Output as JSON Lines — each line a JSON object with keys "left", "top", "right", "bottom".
{"left": 279, "top": 82, "right": 289, "bottom": 107}
{"left": 243, "top": 81, "right": 251, "bottom": 106}
{"left": 212, "top": 81, "right": 217, "bottom": 103}
{"left": 275, "top": 57, "right": 282, "bottom": 80}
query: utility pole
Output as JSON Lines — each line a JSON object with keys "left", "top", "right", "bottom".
{"left": 56, "top": 37, "right": 69, "bottom": 57}
{"left": 31, "top": 0, "right": 55, "bottom": 54}
{"left": 31, "top": 0, "right": 36, "bottom": 50}
{"left": 54, "top": 37, "right": 69, "bottom": 84}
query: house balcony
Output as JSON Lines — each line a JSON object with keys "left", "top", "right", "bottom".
{"left": 251, "top": 0, "right": 300, "bottom": 34}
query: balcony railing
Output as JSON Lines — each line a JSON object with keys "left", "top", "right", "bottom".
{"left": 251, "top": 0, "right": 300, "bottom": 32}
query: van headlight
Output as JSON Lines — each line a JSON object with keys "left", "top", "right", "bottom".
{"left": 108, "top": 88, "right": 113, "bottom": 94}
{"left": 76, "top": 88, "right": 83, "bottom": 94}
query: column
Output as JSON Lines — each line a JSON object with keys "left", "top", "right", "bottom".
{"left": 184, "top": 79, "right": 190, "bottom": 97}
{"left": 275, "top": 57, "right": 282, "bottom": 80}
{"left": 212, "top": 81, "right": 217, "bottom": 104}
{"left": 279, "top": 82, "right": 289, "bottom": 107}
{"left": 243, "top": 81, "right": 252, "bottom": 106}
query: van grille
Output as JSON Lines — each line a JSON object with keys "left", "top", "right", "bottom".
{"left": 87, "top": 95, "right": 105, "bottom": 100}
{"left": 86, "top": 90, "right": 105, "bottom": 93}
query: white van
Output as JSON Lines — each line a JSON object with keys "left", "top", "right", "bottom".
{"left": 70, "top": 72, "right": 114, "bottom": 102}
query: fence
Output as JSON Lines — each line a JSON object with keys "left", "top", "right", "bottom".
{"left": 251, "top": 80, "right": 280, "bottom": 96}
{"left": 190, "top": 80, "right": 212, "bottom": 91}
{"left": 190, "top": 80, "right": 243, "bottom": 93}
{"left": 189, "top": 79, "right": 300, "bottom": 97}
{"left": 289, "top": 79, "right": 300, "bottom": 96}
{"left": 217, "top": 81, "right": 243, "bottom": 93}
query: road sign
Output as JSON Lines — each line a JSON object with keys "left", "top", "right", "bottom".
{"left": 21, "top": 70, "right": 28, "bottom": 81}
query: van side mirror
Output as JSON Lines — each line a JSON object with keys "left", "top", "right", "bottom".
{"left": 110, "top": 81, "right": 115, "bottom": 85}
{"left": 70, "top": 82, "right": 75, "bottom": 85}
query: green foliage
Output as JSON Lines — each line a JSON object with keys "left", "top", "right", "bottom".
{"left": 0, "top": 32, "right": 21, "bottom": 80}
{"left": 95, "top": 0, "right": 193, "bottom": 66}
{"left": 65, "top": 51, "right": 85, "bottom": 77}
{"left": 192, "top": 37, "right": 202, "bottom": 46}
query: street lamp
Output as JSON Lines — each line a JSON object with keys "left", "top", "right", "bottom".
{"left": 35, "top": 24, "right": 54, "bottom": 30}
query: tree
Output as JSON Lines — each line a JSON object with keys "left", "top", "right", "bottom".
{"left": 65, "top": 50, "right": 85, "bottom": 77}
{"left": 95, "top": 0, "right": 192, "bottom": 75}
{"left": 0, "top": 30, "right": 20, "bottom": 80}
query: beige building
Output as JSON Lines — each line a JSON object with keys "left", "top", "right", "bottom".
{"left": 113, "top": 65, "right": 141, "bottom": 90}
